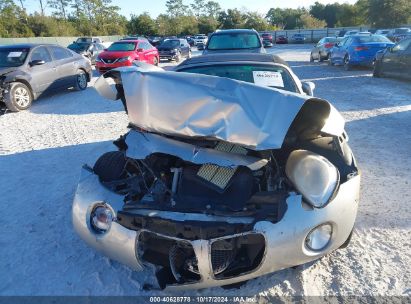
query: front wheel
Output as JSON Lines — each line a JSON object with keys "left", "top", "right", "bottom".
{"left": 175, "top": 51, "right": 181, "bottom": 62}
{"left": 153, "top": 57, "right": 159, "bottom": 66}
{"left": 343, "top": 56, "right": 351, "bottom": 71}
{"left": 4, "top": 82, "right": 33, "bottom": 112}
{"left": 74, "top": 69, "right": 88, "bottom": 91}
{"left": 309, "top": 54, "right": 314, "bottom": 62}
{"left": 373, "top": 61, "right": 383, "bottom": 78}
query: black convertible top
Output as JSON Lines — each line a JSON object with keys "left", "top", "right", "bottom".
{"left": 176, "top": 53, "right": 289, "bottom": 69}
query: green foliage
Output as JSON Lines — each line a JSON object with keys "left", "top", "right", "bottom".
{"left": 128, "top": 12, "right": 158, "bottom": 36}
{"left": 367, "top": 0, "right": 411, "bottom": 27}
{"left": 1, "top": 0, "right": 409, "bottom": 39}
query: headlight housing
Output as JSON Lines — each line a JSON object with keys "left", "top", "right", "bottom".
{"left": 118, "top": 56, "right": 131, "bottom": 63}
{"left": 305, "top": 223, "right": 333, "bottom": 251}
{"left": 90, "top": 203, "right": 114, "bottom": 234}
{"left": 95, "top": 56, "right": 102, "bottom": 63}
{"left": 286, "top": 150, "right": 339, "bottom": 208}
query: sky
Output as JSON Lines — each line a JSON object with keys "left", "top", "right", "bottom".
{"left": 25, "top": 0, "right": 358, "bottom": 18}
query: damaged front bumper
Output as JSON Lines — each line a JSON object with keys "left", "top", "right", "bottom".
{"left": 72, "top": 166, "right": 360, "bottom": 290}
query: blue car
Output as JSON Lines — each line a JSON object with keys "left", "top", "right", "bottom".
{"left": 329, "top": 34, "right": 394, "bottom": 70}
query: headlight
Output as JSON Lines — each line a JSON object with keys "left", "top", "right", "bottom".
{"left": 90, "top": 203, "right": 114, "bottom": 234}
{"left": 305, "top": 223, "right": 333, "bottom": 251}
{"left": 95, "top": 57, "right": 102, "bottom": 62}
{"left": 285, "top": 150, "right": 339, "bottom": 208}
{"left": 118, "top": 56, "right": 131, "bottom": 63}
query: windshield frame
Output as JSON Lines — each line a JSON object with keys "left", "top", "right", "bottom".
{"left": 177, "top": 62, "right": 299, "bottom": 94}
{"left": 207, "top": 33, "right": 262, "bottom": 51}
{"left": 107, "top": 42, "right": 137, "bottom": 52}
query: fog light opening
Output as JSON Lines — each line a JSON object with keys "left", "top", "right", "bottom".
{"left": 305, "top": 223, "right": 333, "bottom": 252}
{"left": 90, "top": 203, "right": 114, "bottom": 234}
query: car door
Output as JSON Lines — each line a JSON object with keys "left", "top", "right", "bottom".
{"left": 143, "top": 42, "right": 158, "bottom": 64}
{"left": 332, "top": 38, "right": 347, "bottom": 63}
{"left": 397, "top": 39, "right": 411, "bottom": 78}
{"left": 342, "top": 37, "right": 353, "bottom": 60}
{"left": 136, "top": 42, "right": 147, "bottom": 63}
{"left": 382, "top": 39, "right": 411, "bottom": 75}
{"left": 180, "top": 39, "right": 189, "bottom": 57}
{"left": 49, "top": 46, "right": 77, "bottom": 87}
{"left": 27, "top": 46, "right": 57, "bottom": 94}
{"left": 314, "top": 39, "right": 324, "bottom": 59}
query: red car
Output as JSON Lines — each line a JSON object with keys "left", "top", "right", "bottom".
{"left": 276, "top": 35, "right": 288, "bottom": 44}
{"left": 95, "top": 40, "right": 159, "bottom": 74}
{"left": 261, "top": 32, "right": 273, "bottom": 43}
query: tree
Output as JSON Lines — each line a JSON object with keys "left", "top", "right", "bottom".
{"left": 0, "top": 0, "right": 33, "bottom": 37}
{"left": 128, "top": 12, "right": 157, "bottom": 35}
{"left": 244, "top": 11, "right": 269, "bottom": 31}
{"left": 300, "top": 13, "right": 326, "bottom": 28}
{"left": 367, "top": 0, "right": 411, "bottom": 27}
{"left": 47, "top": 0, "right": 70, "bottom": 19}
{"left": 191, "top": 0, "right": 206, "bottom": 17}
{"left": 218, "top": 9, "right": 246, "bottom": 29}
{"left": 205, "top": 1, "right": 221, "bottom": 19}
{"left": 166, "top": 0, "right": 189, "bottom": 17}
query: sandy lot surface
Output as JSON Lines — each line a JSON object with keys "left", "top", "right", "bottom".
{"left": 0, "top": 45, "right": 410, "bottom": 300}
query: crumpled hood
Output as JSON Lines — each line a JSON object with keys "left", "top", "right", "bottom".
{"left": 94, "top": 66, "right": 345, "bottom": 150}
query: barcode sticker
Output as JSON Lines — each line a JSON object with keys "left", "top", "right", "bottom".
{"left": 253, "top": 71, "right": 284, "bottom": 88}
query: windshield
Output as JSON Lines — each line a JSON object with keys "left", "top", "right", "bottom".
{"left": 159, "top": 40, "right": 180, "bottom": 48}
{"left": 0, "top": 48, "right": 29, "bottom": 67}
{"left": 180, "top": 64, "right": 298, "bottom": 93}
{"left": 76, "top": 38, "right": 92, "bottom": 43}
{"left": 68, "top": 43, "right": 90, "bottom": 52}
{"left": 395, "top": 28, "right": 410, "bottom": 34}
{"left": 107, "top": 42, "right": 136, "bottom": 52}
{"left": 207, "top": 33, "right": 261, "bottom": 50}
{"left": 357, "top": 35, "right": 391, "bottom": 43}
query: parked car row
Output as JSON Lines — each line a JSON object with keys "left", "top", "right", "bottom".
{"left": 259, "top": 32, "right": 307, "bottom": 45}
{"left": 309, "top": 33, "right": 410, "bottom": 81}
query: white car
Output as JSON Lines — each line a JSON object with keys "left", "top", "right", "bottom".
{"left": 194, "top": 35, "right": 208, "bottom": 46}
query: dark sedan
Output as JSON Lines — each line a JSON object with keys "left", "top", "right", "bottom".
{"left": 67, "top": 42, "right": 105, "bottom": 64}
{"left": 276, "top": 35, "right": 288, "bottom": 44}
{"left": 157, "top": 39, "right": 191, "bottom": 62}
{"left": 0, "top": 43, "right": 92, "bottom": 111}
{"left": 203, "top": 29, "right": 265, "bottom": 54}
{"left": 373, "top": 38, "right": 411, "bottom": 80}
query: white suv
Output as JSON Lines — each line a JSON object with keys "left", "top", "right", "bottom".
{"left": 194, "top": 35, "right": 208, "bottom": 46}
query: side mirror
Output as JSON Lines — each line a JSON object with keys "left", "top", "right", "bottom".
{"left": 29, "top": 60, "right": 45, "bottom": 66}
{"left": 137, "top": 48, "right": 144, "bottom": 52}
{"left": 302, "top": 81, "right": 316, "bottom": 96}
{"left": 181, "top": 44, "right": 184, "bottom": 47}
{"left": 334, "top": 43, "right": 339, "bottom": 47}
{"left": 103, "top": 49, "right": 108, "bottom": 51}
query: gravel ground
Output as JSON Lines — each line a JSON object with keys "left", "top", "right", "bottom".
{"left": 0, "top": 45, "right": 410, "bottom": 300}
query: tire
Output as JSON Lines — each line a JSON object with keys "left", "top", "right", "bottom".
{"left": 4, "top": 82, "right": 33, "bottom": 112}
{"left": 175, "top": 51, "right": 181, "bottom": 63}
{"left": 93, "top": 151, "right": 127, "bottom": 182}
{"left": 74, "top": 69, "right": 88, "bottom": 91}
{"left": 373, "top": 61, "right": 383, "bottom": 78}
{"left": 309, "top": 54, "right": 314, "bottom": 62}
{"left": 339, "top": 229, "right": 354, "bottom": 249}
{"left": 343, "top": 55, "right": 351, "bottom": 71}
{"left": 153, "top": 57, "right": 159, "bottom": 66}
{"left": 328, "top": 57, "right": 334, "bottom": 66}
{"left": 319, "top": 53, "right": 325, "bottom": 62}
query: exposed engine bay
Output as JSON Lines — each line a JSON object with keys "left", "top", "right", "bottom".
{"left": 91, "top": 128, "right": 357, "bottom": 287}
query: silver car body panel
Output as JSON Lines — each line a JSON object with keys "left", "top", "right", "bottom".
{"left": 72, "top": 167, "right": 360, "bottom": 289}
{"left": 95, "top": 67, "right": 345, "bottom": 150}
{"left": 125, "top": 131, "right": 268, "bottom": 170}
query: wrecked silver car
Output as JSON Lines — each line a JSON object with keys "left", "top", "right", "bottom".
{"left": 72, "top": 63, "right": 360, "bottom": 290}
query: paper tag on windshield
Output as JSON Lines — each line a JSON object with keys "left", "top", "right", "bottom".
{"left": 253, "top": 71, "right": 284, "bottom": 88}
{"left": 8, "top": 52, "right": 22, "bottom": 58}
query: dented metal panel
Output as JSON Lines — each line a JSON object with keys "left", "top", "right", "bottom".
{"left": 95, "top": 66, "right": 345, "bottom": 150}
{"left": 125, "top": 131, "right": 268, "bottom": 170}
